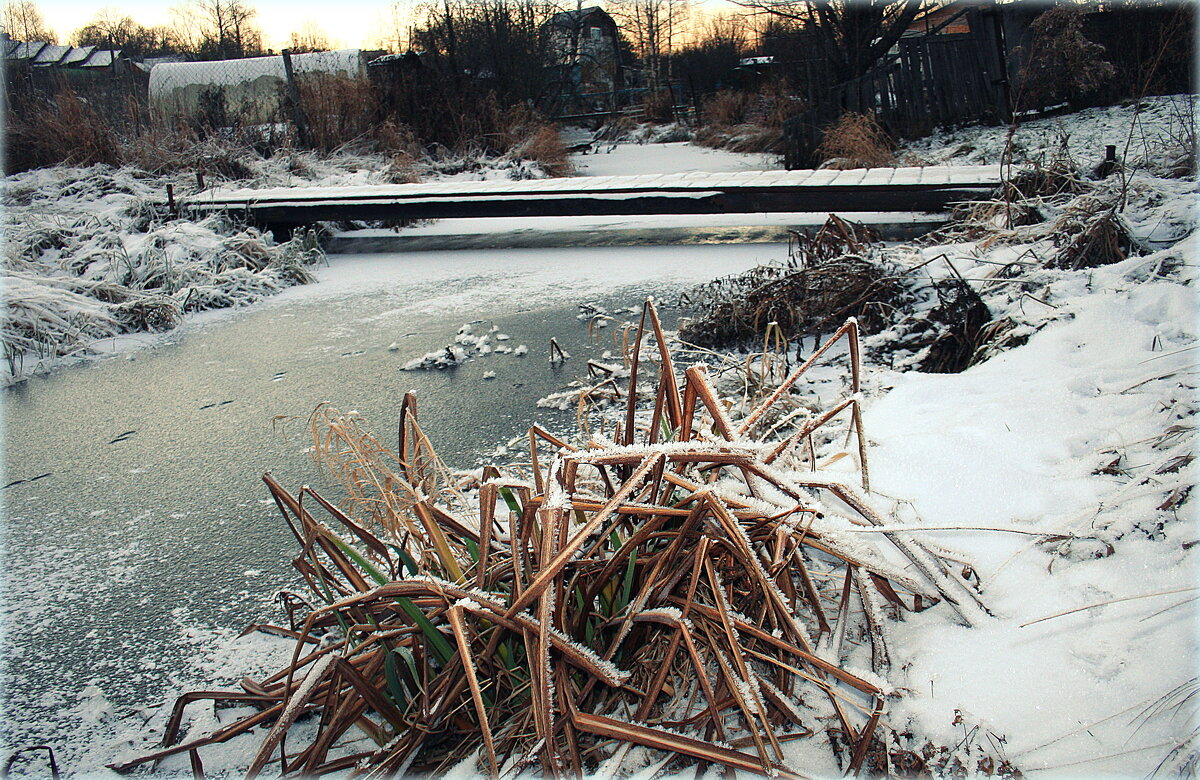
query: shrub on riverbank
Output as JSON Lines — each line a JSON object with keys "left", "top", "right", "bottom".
{"left": 1, "top": 165, "right": 323, "bottom": 379}
{"left": 114, "top": 301, "right": 990, "bottom": 777}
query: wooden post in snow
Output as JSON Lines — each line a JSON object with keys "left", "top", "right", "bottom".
{"left": 281, "top": 49, "right": 312, "bottom": 149}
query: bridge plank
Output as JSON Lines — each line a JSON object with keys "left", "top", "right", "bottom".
{"left": 184, "top": 165, "right": 1002, "bottom": 234}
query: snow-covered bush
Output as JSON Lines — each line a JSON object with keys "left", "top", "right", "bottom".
{"left": 2, "top": 165, "right": 323, "bottom": 379}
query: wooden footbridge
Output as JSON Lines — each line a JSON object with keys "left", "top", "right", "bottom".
{"left": 186, "top": 165, "right": 1003, "bottom": 239}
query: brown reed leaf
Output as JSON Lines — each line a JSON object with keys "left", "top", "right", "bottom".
{"left": 115, "top": 300, "right": 985, "bottom": 779}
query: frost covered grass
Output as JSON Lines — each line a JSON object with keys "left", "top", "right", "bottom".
{"left": 678, "top": 215, "right": 904, "bottom": 351}
{"left": 679, "top": 104, "right": 1196, "bottom": 377}
{"left": 115, "top": 300, "right": 989, "bottom": 778}
{"left": 659, "top": 99, "right": 1196, "bottom": 776}
{"left": 1, "top": 164, "right": 325, "bottom": 380}
{"left": 2, "top": 133, "right": 579, "bottom": 382}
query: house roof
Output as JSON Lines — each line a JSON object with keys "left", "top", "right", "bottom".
{"left": 10, "top": 41, "right": 46, "bottom": 60}
{"left": 81, "top": 49, "right": 121, "bottom": 67}
{"left": 907, "top": 0, "right": 980, "bottom": 35}
{"left": 32, "top": 44, "right": 71, "bottom": 65}
{"left": 4, "top": 41, "right": 127, "bottom": 68}
{"left": 59, "top": 46, "right": 95, "bottom": 66}
{"left": 548, "top": 6, "right": 614, "bottom": 29}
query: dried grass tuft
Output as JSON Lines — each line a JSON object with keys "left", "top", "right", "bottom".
{"left": 1051, "top": 206, "right": 1132, "bottom": 270}
{"left": 679, "top": 216, "right": 902, "bottom": 348}
{"left": 5, "top": 89, "right": 123, "bottom": 173}
{"left": 115, "top": 301, "right": 988, "bottom": 778}
{"left": 297, "top": 73, "right": 382, "bottom": 153}
{"left": 508, "top": 124, "right": 574, "bottom": 177}
{"left": 816, "top": 112, "right": 895, "bottom": 169}
{"left": 492, "top": 104, "right": 574, "bottom": 177}
{"left": 1002, "top": 162, "right": 1085, "bottom": 201}
{"left": 702, "top": 89, "right": 755, "bottom": 127}
{"left": 641, "top": 89, "right": 676, "bottom": 123}
{"left": 125, "top": 127, "right": 260, "bottom": 180}
{"left": 916, "top": 278, "right": 992, "bottom": 374}
{"left": 695, "top": 83, "right": 803, "bottom": 154}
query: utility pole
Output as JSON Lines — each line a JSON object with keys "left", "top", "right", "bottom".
{"left": 281, "top": 49, "right": 312, "bottom": 148}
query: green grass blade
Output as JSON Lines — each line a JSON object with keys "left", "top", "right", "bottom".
{"left": 384, "top": 647, "right": 409, "bottom": 708}
{"left": 498, "top": 487, "right": 522, "bottom": 515}
{"left": 619, "top": 548, "right": 638, "bottom": 613}
{"left": 389, "top": 544, "right": 420, "bottom": 577}
{"left": 395, "top": 596, "right": 455, "bottom": 665}
{"left": 328, "top": 533, "right": 388, "bottom": 586}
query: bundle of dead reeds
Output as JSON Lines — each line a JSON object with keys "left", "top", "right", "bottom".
{"left": 114, "top": 301, "right": 985, "bottom": 778}
{"left": 1050, "top": 203, "right": 1132, "bottom": 270}
{"left": 679, "top": 216, "right": 902, "bottom": 349}
{"left": 816, "top": 113, "right": 896, "bottom": 170}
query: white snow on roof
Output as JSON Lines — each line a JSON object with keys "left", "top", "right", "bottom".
{"left": 59, "top": 46, "right": 94, "bottom": 66}
{"left": 82, "top": 49, "right": 119, "bottom": 67}
{"left": 11, "top": 41, "right": 46, "bottom": 59}
{"left": 32, "top": 44, "right": 70, "bottom": 65}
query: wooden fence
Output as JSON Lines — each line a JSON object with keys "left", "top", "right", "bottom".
{"left": 785, "top": 6, "right": 1009, "bottom": 169}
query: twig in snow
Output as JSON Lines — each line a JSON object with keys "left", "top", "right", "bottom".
{"left": 1019, "top": 586, "right": 1198, "bottom": 628}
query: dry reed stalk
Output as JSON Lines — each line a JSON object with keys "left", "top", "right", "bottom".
{"left": 679, "top": 216, "right": 900, "bottom": 350}
{"left": 816, "top": 113, "right": 896, "bottom": 169}
{"left": 115, "top": 300, "right": 985, "bottom": 778}
{"left": 295, "top": 74, "right": 381, "bottom": 153}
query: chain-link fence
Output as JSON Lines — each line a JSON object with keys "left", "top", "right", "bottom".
{"left": 148, "top": 49, "right": 370, "bottom": 135}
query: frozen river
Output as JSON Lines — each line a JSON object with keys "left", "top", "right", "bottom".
{"left": 0, "top": 242, "right": 785, "bottom": 772}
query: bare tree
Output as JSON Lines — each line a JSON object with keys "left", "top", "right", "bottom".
{"left": 411, "top": 0, "right": 557, "bottom": 100}
{"left": 608, "top": 0, "right": 691, "bottom": 90}
{"left": 732, "top": 0, "right": 925, "bottom": 82}
{"left": 3, "top": 0, "right": 55, "bottom": 42}
{"left": 73, "top": 10, "right": 182, "bottom": 57}
{"left": 170, "top": 0, "right": 263, "bottom": 59}
{"left": 288, "top": 19, "right": 333, "bottom": 52}
{"left": 671, "top": 11, "right": 751, "bottom": 94}
{"left": 370, "top": 1, "right": 415, "bottom": 51}
{"left": 1013, "top": 5, "right": 1116, "bottom": 112}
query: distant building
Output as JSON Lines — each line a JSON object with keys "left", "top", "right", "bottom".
{"left": 149, "top": 50, "right": 371, "bottom": 126}
{"left": 3, "top": 33, "right": 148, "bottom": 121}
{"left": 905, "top": 1, "right": 984, "bottom": 36}
{"left": 545, "top": 6, "right": 621, "bottom": 94}
{"left": 2, "top": 35, "right": 134, "bottom": 72}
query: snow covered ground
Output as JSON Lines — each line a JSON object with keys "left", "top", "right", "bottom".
{"left": 569, "top": 140, "right": 780, "bottom": 176}
{"left": 901, "top": 94, "right": 1195, "bottom": 176}
{"left": 2, "top": 97, "right": 1197, "bottom": 776}
{"left": 868, "top": 241, "right": 1197, "bottom": 777}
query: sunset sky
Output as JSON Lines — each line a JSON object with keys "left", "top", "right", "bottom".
{"left": 46, "top": 0, "right": 402, "bottom": 50}
{"left": 42, "top": 0, "right": 737, "bottom": 53}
